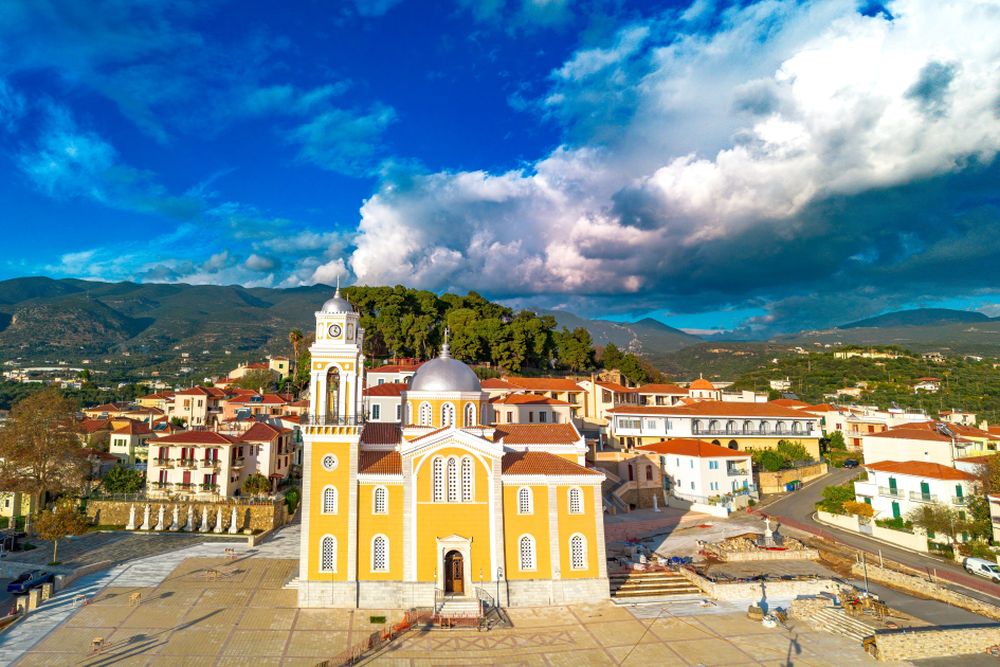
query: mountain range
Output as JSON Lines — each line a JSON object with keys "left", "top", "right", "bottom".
{"left": 0, "top": 278, "right": 997, "bottom": 373}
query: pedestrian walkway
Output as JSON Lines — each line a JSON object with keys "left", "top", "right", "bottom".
{"left": 0, "top": 523, "right": 300, "bottom": 665}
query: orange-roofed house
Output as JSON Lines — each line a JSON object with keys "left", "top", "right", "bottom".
{"left": 364, "top": 381, "right": 407, "bottom": 423}
{"left": 499, "top": 376, "right": 586, "bottom": 422}
{"left": 637, "top": 439, "right": 754, "bottom": 509}
{"left": 490, "top": 393, "right": 573, "bottom": 426}
{"left": 109, "top": 420, "right": 153, "bottom": 465}
{"left": 297, "top": 290, "right": 608, "bottom": 609}
{"left": 173, "top": 386, "right": 229, "bottom": 428}
{"left": 576, "top": 377, "right": 640, "bottom": 426}
{"left": 636, "top": 383, "right": 688, "bottom": 407}
{"left": 861, "top": 422, "right": 982, "bottom": 467}
{"left": 607, "top": 401, "right": 822, "bottom": 459}
{"left": 854, "top": 460, "right": 975, "bottom": 533}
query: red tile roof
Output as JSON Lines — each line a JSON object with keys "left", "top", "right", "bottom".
{"left": 156, "top": 431, "right": 238, "bottom": 445}
{"left": 79, "top": 418, "right": 113, "bottom": 433}
{"left": 637, "top": 439, "right": 749, "bottom": 458}
{"left": 770, "top": 398, "right": 811, "bottom": 408}
{"left": 175, "top": 386, "right": 227, "bottom": 398}
{"left": 360, "top": 423, "right": 402, "bottom": 446}
{"left": 596, "top": 381, "right": 637, "bottom": 393}
{"left": 481, "top": 378, "right": 516, "bottom": 390}
{"left": 501, "top": 451, "right": 601, "bottom": 476}
{"left": 864, "top": 460, "right": 974, "bottom": 481}
{"left": 358, "top": 450, "right": 402, "bottom": 474}
{"left": 112, "top": 421, "right": 153, "bottom": 436}
{"left": 239, "top": 422, "right": 288, "bottom": 442}
{"left": 867, "top": 425, "right": 963, "bottom": 443}
{"left": 689, "top": 378, "right": 716, "bottom": 390}
{"left": 370, "top": 362, "right": 423, "bottom": 373}
{"left": 494, "top": 423, "right": 581, "bottom": 445}
{"left": 365, "top": 382, "right": 408, "bottom": 397}
{"left": 502, "top": 377, "right": 583, "bottom": 392}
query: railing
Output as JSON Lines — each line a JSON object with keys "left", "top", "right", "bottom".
{"left": 153, "top": 458, "right": 173, "bottom": 467}
{"left": 693, "top": 428, "right": 812, "bottom": 436}
{"left": 175, "top": 482, "right": 194, "bottom": 489}
{"left": 179, "top": 459, "right": 197, "bottom": 468}
{"left": 909, "top": 492, "right": 937, "bottom": 503}
{"left": 304, "top": 415, "right": 367, "bottom": 426}
{"left": 726, "top": 468, "right": 748, "bottom": 476}
{"left": 952, "top": 496, "right": 967, "bottom": 506}
{"left": 231, "top": 458, "right": 245, "bottom": 468}
{"left": 878, "top": 487, "right": 905, "bottom": 499}
{"left": 200, "top": 460, "right": 220, "bottom": 470}
{"left": 199, "top": 484, "right": 220, "bottom": 492}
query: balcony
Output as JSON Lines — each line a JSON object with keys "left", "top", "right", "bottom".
{"left": 952, "top": 496, "right": 968, "bottom": 506}
{"left": 153, "top": 458, "right": 174, "bottom": 467}
{"left": 692, "top": 428, "right": 812, "bottom": 437}
{"left": 726, "top": 467, "right": 749, "bottom": 477}
{"left": 304, "top": 415, "right": 367, "bottom": 426}
{"left": 909, "top": 491, "right": 937, "bottom": 503}
{"left": 878, "top": 487, "right": 905, "bottom": 499}
{"left": 179, "top": 459, "right": 197, "bottom": 469}
{"left": 231, "top": 458, "right": 245, "bottom": 469}
{"left": 199, "top": 483, "right": 220, "bottom": 492}
{"left": 200, "top": 460, "right": 220, "bottom": 471}
{"left": 175, "top": 482, "right": 194, "bottom": 489}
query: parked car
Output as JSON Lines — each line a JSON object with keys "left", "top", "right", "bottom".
{"left": 842, "top": 459, "right": 859, "bottom": 469}
{"left": 5, "top": 570, "right": 53, "bottom": 594}
{"left": 963, "top": 558, "right": 1000, "bottom": 583}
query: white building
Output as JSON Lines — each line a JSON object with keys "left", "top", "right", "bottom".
{"left": 913, "top": 377, "right": 942, "bottom": 393}
{"left": 854, "top": 460, "right": 974, "bottom": 530}
{"left": 108, "top": 421, "right": 153, "bottom": 466}
{"left": 490, "top": 394, "right": 572, "bottom": 425}
{"left": 637, "top": 439, "right": 754, "bottom": 504}
{"left": 861, "top": 424, "right": 977, "bottom": 467}
{"left": 365, "top": 382, "right": 406, "bottom": 422}
{"left": 367, "top": 361, "right": 422, "bottom": 386}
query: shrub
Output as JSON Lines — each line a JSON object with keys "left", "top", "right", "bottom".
{"left": 285, "top": 488, "right": 300, "bottom": 514}
{"left": 816, "top": 484, "right": 855, "bottom": 514}
{"left": 957, "top": 540, "right": 995, "bottom": 559}
{"left": 875, "top": 517, "right": 913, "bottom": 533}
{"left": 241, "top": 473, "right": 271, "bottom": 496}
{"left": 843, "top": 500, "right": 875, "bottom": 518}
{"left": 101, "top": 465, "right": 145, "bottom": 494}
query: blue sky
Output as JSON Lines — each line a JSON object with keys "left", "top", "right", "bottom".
{"left": 1, "top": 0, "right": 998, "bottom": 336}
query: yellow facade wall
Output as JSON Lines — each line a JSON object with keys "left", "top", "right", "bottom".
{"left": 357, "top": 483, "right": 404, "bottom": 581}
{"left": 413, "top": 446, "right": 493, "bottom": 583}
{"left": 501, "top": 484, "right": 551, "bottom": 580}
{"left": 307, "top": 439, "right": 353, "bottom": 580}
{"left": 555, "top": 484, "right": 599, "bottom": 579}
{"left": 404, "top": 398, "right": 489, "bottom": 429}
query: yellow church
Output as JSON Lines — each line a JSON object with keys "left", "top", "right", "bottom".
{"left": 298, "top": 289, "right": 609, "bottom": 608}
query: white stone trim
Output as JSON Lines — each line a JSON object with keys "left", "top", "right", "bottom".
{"left": 401, "top": 426, "right": 504, "bottom": 459}
{"left": 371, "top": 533, "right": 390, "bottom": 572}
{"left": 593, "top": 484, "right": 608, "bottom": 579}
{"left": 357, "top": 473, "right": 403, "bottom": 484}
{"left": 436, "top": 534, "right": 473, "bottom": 596}
{"left": 347, "top": 437, "right": 359, "bottom": 580}
{"left": 299, "top": 436, "right": 313, "bottom": 578}
{"left": 547, "top": 486, "right": 560, "bottom": 580}
{"left": 403, "top": 454, "right": 416, "bottom": 582}
{"left": 501, "top": 474, "right": 604, "bottom": 485}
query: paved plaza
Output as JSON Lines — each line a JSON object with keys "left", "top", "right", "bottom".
{"left": 0, "top": 522, "right": 910, "bottom": 665}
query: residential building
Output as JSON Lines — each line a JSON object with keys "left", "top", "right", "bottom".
{"left": 172, "top": 386, "right": 228, "bottom": 427}
{"left": 636, "top": 439, "right": 754, "bottom": 505}
{"left": 854, "top": 460, "right": 975, "bottom": 535}
{"left": 499, "top": 377, "right": 586, "bottom": 422}
{"left": 940, "top": 410, "right": 978, "bottom": 427}
{"left": 147, "top": 431, "right": 242, "bottom": 498}
{"left": 861, "top": 423, "right": 979, "bottom": 467}
{"left": 607, "top": 401, "right": 822, "bottom": 459}
{"left": 367, "top": 361, "right": 423, "bottom": 386}
{"left": 490, "top": 394, "right": 572, "bottom": 425}
{"left": 365, "top": 382, "right": 407, "bottom": 422}
{"left": 298, "top": 289, "right": 608, "bottom": 609}
{"left": 109, "top": 420, "right": 153, "bottom": 465}
{"left": 577, "top": 378, "right": 641, "bottom": 426}
{"left": 913, "top": 377, "right": 942, "bottom": 393}
{"left": 238, "top": 422, "right": 295, "bottom": 491}
{"left": 636, "top": 383, "right": 688, "bottom": 407}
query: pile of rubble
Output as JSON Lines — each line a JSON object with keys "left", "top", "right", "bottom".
{"left": 705, "top": 532, "right": 817, "bottom": 562}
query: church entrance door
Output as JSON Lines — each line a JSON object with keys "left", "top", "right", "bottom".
{"left": 444, "top": 550, "right": 464, "bottom": 595}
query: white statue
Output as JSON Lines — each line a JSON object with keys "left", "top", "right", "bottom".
{"left": 125, "top": 504, "right": 137, "bottom": 531}
{"left": 200, "top": 506, "right": 210, "bottom": 532}
{"left": 652, "top": 495, "right": 660, "bottom": 512}
{"left": 184, "top": 505, "right": 194, "bottom": 531}
{"left": 213, "top": 507, "right": 224, "bottom": 534}
{"left": 154, "top": 505, "right": 165, "bottom": 531}
{"left": 228, "top": 506, "right": 239, "bottom": 534}
{"left": 140, "top": 504, "right": 151, "bottom": 531}
{"left": 170, "top": 505, "right": 181, "bottom": 531}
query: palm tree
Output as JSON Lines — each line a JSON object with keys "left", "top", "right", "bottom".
{"left": 288, "top": 329, "right": 304, "bottom": 364}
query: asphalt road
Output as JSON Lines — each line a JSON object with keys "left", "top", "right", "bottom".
{"left": 758, "top": 467, "right": 1000, "bottom": 609}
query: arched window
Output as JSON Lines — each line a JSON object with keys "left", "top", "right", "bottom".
{"left": 726, "top": 420, "right": 737, "bottom": 433}
{"left": 461, "top": 457, "right": 473, "bottom": 502}
{"left": 518, "top": 535, "right": 536, "bottom": 571}
{"left": 775, "top": 420, "right": 785, "bottom": 434}
{"left": 646, "top": 465, "right": 654, "bottom": 481}
{"left": 447, "top": 457, "right": 459, "bottom": 502}
{"left": 760, "top": 420, "right": 770, "bottom": 434}
{"left": 743, "top": 420, "right": 753, "bottom": 434}
{"left": 708, "top": 419, "right": 719, "bottom": 432}
{"left": 518, "top": 487, "right": 533, "bottom": 514}
{"left": 321, "top": 486, "right": 337, "bottom": 514}
{"left": 418, "top": 402, "right": 432, "bottom": 426}
{"left": 464, "top": 402, "right": 476, "bottom": 427}
{"left": 692, "top": 419, "right": 702, "bottom": 434}
{"left": 326, "top": 368, "right": 340, "bottom": 421}
{"left": 373, "top": 486, "right": 387, "bottom": 514}
{"left": 570, "top": 534, "right": 587, "bottom": 570}
{"left": 441, "top": 402, "right": 455, "bottom": 427}
{"left": 568, "top": 487, "right": 583, "bottom": 514}
{"left": 432, "top": 457, "right": 444, "bottom": 502}
{"left": 791, "top": 421, "right": 801, "bottom": 433}
{"left": 371, "top": 534, "right": 388, "bottom": 572}
{"left": 319, "top": 535, "right": 336, "bottom": 572}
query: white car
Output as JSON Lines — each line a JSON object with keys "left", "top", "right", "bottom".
{"left": 963, "top": 557, "right": 1000, "bottom": 583}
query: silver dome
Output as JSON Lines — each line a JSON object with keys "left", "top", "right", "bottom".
{"left": 321, "top": 286, "right": 354, "bottom": 314}
{"left": 409, "top": 341, "right": 481, "bottom": 393}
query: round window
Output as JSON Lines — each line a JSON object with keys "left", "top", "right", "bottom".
{"left": 321, "top": 454, "right": 338, "bottom": 471}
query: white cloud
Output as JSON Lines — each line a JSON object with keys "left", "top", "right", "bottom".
{"left": 348, "top": 0, "right": 1000, "bottom": 322}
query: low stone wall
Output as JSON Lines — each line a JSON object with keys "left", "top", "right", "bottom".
{"left": 677, "top": 567, "right": 838, "bottom": 601}
{"left": 719, "top": 547, "right": 820, "bottom": 562}
{"left": 816, "top": 511, "right": 929, "bottom": 552}
{"left": 86, "top": 498, "right": 288, "bottom": 534}
{"left": 873, "top": 625, "right": 1000, "bottom": 662}
{"left": 850, "top": 562, "right": 1000, "bottom": 621}
{"left": 757, "top": 462, "right": 827, "bottom": 494}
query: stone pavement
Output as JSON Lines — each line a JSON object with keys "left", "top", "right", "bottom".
{"left": 8, "top": 529, "right": 243, "bottom": 568}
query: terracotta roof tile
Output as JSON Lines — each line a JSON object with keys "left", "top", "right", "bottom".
{"left": 365, "top": 382, "right": 408, "bottom": 397}
{"left": 864, "top": 460, "right": 974, "bottom": 481}
{"left": 637, "top": 439, "right": 750, "bottom": 458}
{"left": 501, "top": 451, "right": 601, "bottom": 476}
{"left": 360, "top": 422, "right": 402, "bottom": 446}
{"left": 491, "top": 394, "right": 569, "bottom": 406}
{"left": 359, "top": 450, "right": 402, "bottom": 474}
{"left": 239, "top": 422, "right": 285, "bottom": 441}
{"left": 689, "top": 378, "right": 716, "bottom": 390}
{"left": 494, "top": 423, "right": 581, "bottom": 445}
{"left": 502, "top": 377, "right": 583, "bottom": 392}
{"left": 157, "top": 431, "right": 238, "bottom": 445}
{"left": 112, "top": 421, "right": 153, "bottom": 436}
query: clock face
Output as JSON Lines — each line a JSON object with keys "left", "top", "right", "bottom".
{"left": 328, "top": 324, "right": 343, "bottom": 338}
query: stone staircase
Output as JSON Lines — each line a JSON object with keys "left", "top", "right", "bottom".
{"left": 436, "top": 597, "right": 481, "bottom": 618}
{"left": 610, "top": 570, "right": 703, "bottom": 600}
{"left": 806, "top": 606, "right": 877, "bottom": 643}
{"left": 282, "top": 576, "right": 301, "bottom": 590}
